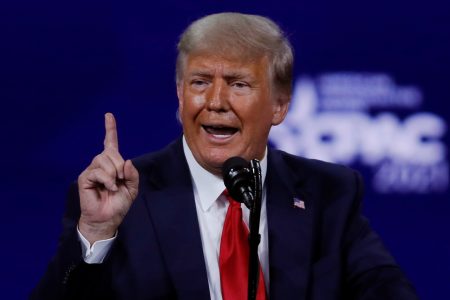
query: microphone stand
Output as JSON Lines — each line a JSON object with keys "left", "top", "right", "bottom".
{"left": 248, "top": 159, "right": 263, "bottom": 300}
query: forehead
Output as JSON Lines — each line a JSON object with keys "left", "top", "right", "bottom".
{"left": 183, "top": 52, "right": 270, "bottom": 77}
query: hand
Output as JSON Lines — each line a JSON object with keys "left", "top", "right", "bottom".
{"left": 78, "top": 113, "right": 139, "bottom": 244}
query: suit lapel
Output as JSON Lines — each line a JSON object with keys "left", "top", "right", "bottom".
{"left": 137, "top": 141, "right": 316, "bottom": 299}
{"left": 142, "top": 140, "right": 210, "bottom": 299}
{"left": 266, "top": 150, "right": 314, "bottom": 299}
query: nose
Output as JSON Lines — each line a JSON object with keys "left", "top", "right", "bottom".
{"left": 206, "top": 79, "right": 230, "bottom": 112}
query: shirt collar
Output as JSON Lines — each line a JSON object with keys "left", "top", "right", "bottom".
{"left": 182, "top": 136, "right": 268, "bottom": 212}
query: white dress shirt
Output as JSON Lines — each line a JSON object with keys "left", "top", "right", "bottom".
{"left": 78, "top": 136, "right": 270, "bottom": 299}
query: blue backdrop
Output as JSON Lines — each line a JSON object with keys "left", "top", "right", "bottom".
{"left": 1, "top": 1, "right": 449, "bottom": 299}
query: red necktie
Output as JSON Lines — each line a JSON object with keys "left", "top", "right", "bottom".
{"left": 219, "top": 191, "right": 267, "bottom": 300}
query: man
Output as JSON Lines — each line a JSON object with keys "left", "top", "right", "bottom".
{"left": 32, "top": 12, "right": 418, "bottom": 299}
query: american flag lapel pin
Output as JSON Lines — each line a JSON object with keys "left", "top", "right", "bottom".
{"left": 293, "top": 197, "right": 306, "bottom": 210}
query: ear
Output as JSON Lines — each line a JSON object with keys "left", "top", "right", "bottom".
{"left": 271, "top": 94, "right": 290, "bottom": 125}
{"left": 176, "top": 82, "right": 184, "bottom": 115}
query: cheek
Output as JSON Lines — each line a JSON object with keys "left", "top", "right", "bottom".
{"left": 239, "top": 99, "right": 272, "bottom": 123}
{"left": 183, "top": 92, "right": 206, "bottom": 114}
{"left": 192, "top": 94, "right": 205, "bottom": 107}
{"left": 244, "top": 108, "right": 276, "bottom": 139}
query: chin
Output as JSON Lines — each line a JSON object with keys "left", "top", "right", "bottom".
{"left": 202, "top": 152, "right": 232, "bottom": 170}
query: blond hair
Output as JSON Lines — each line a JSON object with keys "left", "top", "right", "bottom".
{"left": 176, "top": 12, "right": 293, "bottom": 99}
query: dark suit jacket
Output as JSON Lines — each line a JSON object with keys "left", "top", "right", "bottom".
{"left": 31, "top": 138, "right": 418, "bottom": 299}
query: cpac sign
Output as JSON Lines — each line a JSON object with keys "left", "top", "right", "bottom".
{"left": 270, "top": 73, "right": 448, "bottom": 194}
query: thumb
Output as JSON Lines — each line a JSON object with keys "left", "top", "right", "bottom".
{"left": 124, "top": 159, "right": 139, "bottom": 199}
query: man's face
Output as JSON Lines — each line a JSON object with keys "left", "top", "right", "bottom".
{"left": 177, "top": 53, "right": 289, "bottom": 176}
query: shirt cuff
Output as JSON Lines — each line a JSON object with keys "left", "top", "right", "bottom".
{"left": 77, "top": 227, "right": 116, "bottom": 264}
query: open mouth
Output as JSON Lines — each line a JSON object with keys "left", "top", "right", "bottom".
{"left": 202, "top": 125, "right": 238, "bottom": 138}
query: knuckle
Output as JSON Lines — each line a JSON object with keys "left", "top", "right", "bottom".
{"left": 105, "top": 179, "right": 116, "bottom": 190}
{"left": 78, "top": 168, "right": 91, "bottom": 182}
{"left": 105, "top": 165, "right": 117, "bottom": 178}
{"left": 89, "top": 169, "right": 100, "bottom": 180}
{"left": 93, "top": 154, "right": 116, "bottom": 176}
{"left": 100, "top": 170, "right": 115, "bottom": 184}
{"left": 92, "top": 168, "right": 107, "bottom": 182}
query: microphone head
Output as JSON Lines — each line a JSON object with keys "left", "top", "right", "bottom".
{"left": 222, "top": 156, "right": 254, "bottom": 204}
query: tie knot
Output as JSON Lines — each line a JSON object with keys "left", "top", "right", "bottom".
{"left": 223, "top": 189, "right": 241, "bottom": 207}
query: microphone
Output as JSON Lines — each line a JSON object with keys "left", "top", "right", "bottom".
{"left": 222, "top": 156, "right": 254, "bottom": 209}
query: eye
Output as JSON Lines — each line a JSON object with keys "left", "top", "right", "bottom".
{"left": 190, "top": 78, "right": 210, "bottom": 91}
{"left": 191, "top": 79, "right": 207, "bottom": 86}
{"left": 231, "top": 81, "right": 250, "bottom": 89}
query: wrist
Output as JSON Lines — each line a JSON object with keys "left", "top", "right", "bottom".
{"left": 78, "top": 218, "right": 117, "bottom": 245}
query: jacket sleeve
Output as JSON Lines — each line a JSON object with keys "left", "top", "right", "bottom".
{"left": 30, "top": 183, "right": 115, "bottom": 300}
{"left": 342, "top": 171, "right": 419, "bottom": 300}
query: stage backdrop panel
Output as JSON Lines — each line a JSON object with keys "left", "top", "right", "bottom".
{"left": 1, "top": 1, "right": 448, "bottom": 299}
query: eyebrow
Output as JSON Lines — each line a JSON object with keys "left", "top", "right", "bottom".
{"left": 188, "top": 70, "right": 253, "bottom": 81}
{"left": 188, "top": 70, "right": 214, "bottom": 78}
{"left": 223, "top": 72, "right": 251, "bottom": 81}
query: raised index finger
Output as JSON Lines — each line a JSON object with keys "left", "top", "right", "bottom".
{"left": 104, "top": 112, "right": 119, "bottom": 150}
